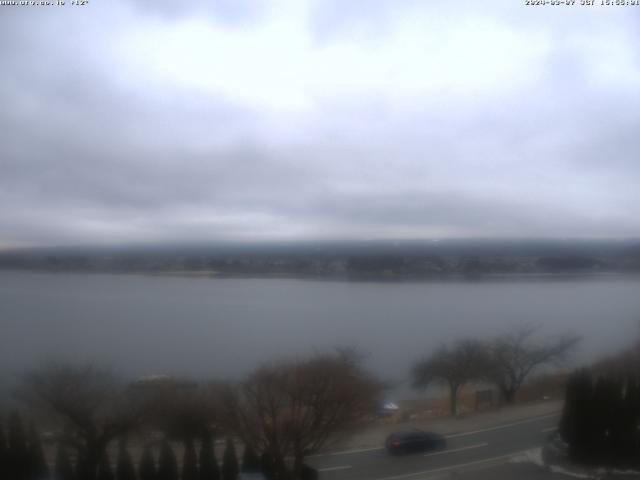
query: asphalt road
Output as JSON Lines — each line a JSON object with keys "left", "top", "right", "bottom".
{"left": 307, "top": 413, "right": 560, "bottom": 480}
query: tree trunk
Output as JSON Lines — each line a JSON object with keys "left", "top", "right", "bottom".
{"left": 77, "top": 447, "right": 100, "bottom": 480}
{"left": 502, "top": 387, "right": 516, "bottom": 404}
{"left": 292, "top": 452, "right": 304, "bottom": 480}
{"left": 450, "top": 383, "right": 459, "bottom": 416}
{"left": 79, "top": 436, "right": 109, "bottom": 480}
{"left": 273, "top": 454, "right": 289, "bottom": 480}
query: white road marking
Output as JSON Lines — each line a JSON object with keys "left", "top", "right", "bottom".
{"left": 317, "top": 465, "right": 353, "bottom": 472}
{"left": 315, "top": 442, "right": 489, "bottom": 471}
{"left": 424, "top": 442, "right": 488, "bottom": 457}
{"left": 445, "top": 412, "right": 560, "bottom": 439}
{"left": 310, "top": 412, "right": 559, "bottom": 458}
{"left": 374, "top": 449, "right": 535, "bottom": 480}
{"left": 308, "top": 446, "right": 383, "bottom": 458}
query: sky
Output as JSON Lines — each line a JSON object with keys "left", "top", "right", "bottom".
{"left": 1, "top": 0, "right": 639, "bottom": 248}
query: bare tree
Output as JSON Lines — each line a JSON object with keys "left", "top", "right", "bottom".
{"left": 225, "top": 352, "right": 382, "bottom": 479}
{"left": 412, "top": 339, "right": 489, "bottom": 416}
{"left": 133, "top": 380, "right": 224, "bottom": 443}
{"left": 487, "top": 325, "right": 580, "bottom": 404}
{"left": 20, "top": 363, "right": 142, "bottom": 480}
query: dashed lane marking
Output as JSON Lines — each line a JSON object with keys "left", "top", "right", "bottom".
{"left": 317, "top": 465, "right": 352, "bottom": 472}
{"left": 424, "top": 442, "right": 488, "bottom": 457}
{"left": 310, "top": 412, "right": 559, "bottom": 458}
{"left": 445, "top": 412, "right": 560, "bottom": 439}
{"left": 374, "top": 449, "right": 536, "bottom": 480}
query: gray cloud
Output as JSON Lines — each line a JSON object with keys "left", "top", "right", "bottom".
{"left": 0, "top": 0, "right": 639, "bottom": 247}
{"left": 125, "top": 0, "right": 270, "bottom": 23}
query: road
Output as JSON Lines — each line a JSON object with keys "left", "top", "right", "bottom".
{"left": 307, "top": 413, "right": 561, "bottom": 480}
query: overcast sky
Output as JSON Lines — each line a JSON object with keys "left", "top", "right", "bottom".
{"left": 1, "top": 0, "right": 639, "bottom": 248}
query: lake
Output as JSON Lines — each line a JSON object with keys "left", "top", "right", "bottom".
{"left": 1, "top": 270, "right": 639, "bottom": 390}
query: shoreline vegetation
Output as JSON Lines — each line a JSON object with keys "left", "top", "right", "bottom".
{"left": 2, "top": 268, "right": 640, "bottom": 282}
{"left": 150, "top": 270, "right": 640, "bottom": 282}
{"left": 1, "top": 240, "right": 639, "bottom": 280}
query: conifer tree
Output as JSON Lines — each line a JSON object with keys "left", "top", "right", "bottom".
{"left": 115, "top": 440, "right": 136, "bottom": 480}
{"left": 561, "top": 370, "right": 640, "bottom": 468}
{"left": 0, "top": 418, "right": 7, "bottom": 480}
{"left": 560, "top": 369, "right": 593, "bottom": 463}
{"left": 76, "top": 447, "right": 92, "bottom": 480}
{"left": 8, "top": 411, "right": 30, "bottom": 480}
{"left": 28, "top": 423, "right": 50, "bottom": 480}
{"left": 198, "top": 435, "right": 219, "bottom": 480}
{"left": 259, "top": 453, "right": 275, "bottom": 480}
{"left": 53, "top": 444, "right": 74, "bottom": 480}
{"left": 157, "top": 440, "right": 178, "bottom": 480}
{"left": 241, "top": 444, "right": 260, "bottom": 473}
{"left": 620, "top": 376, "right": 640, "bottom": 467}
{"left": 138, "top": 446, "right": 156, "bottom": 480}
{"left": 590, "top": 377, "right": 612, "bottom": 465}
{"left": 598, "top": 376, "right": 624, "bottom": 466}
{"left": 299, "top": 464, "right": 318, "bottom": 480}
{"left": 221, "top": 439, "right": 238, "bottom": 480}
{"left": 182, "top": 439, "right": 198, "bottom": 480}
{"left": 609, "top": 377, "right": 628, "bottom": 467}
{"left": 631, "top": 377, "right": 640, "bottom": 468}
{"left": 97, "top": 451, "right": 114, "bottom": 480}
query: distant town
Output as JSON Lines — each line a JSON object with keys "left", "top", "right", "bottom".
{"left": 1, "top": 240, "right": 639, "bottom": 279}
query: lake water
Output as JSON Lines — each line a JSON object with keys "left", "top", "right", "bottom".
{"left": 1, "top": 270, "right": 639, "bottom": 390}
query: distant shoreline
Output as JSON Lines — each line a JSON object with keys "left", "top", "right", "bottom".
{"left": 2, "top": 267, "right": 640, "bottom": 283}
{"left": 2, "top": 239, "right": 638, "bottom": 282}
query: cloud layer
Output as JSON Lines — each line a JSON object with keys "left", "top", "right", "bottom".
{"left": 1, "top": 0, "right": 639, "bottom": 247}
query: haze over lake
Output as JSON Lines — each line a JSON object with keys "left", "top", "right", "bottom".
{"left": 2, "top": 270, "right": 639, "bottom": 389}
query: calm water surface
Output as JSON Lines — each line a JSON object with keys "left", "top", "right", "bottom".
{"left": 1, "top": 271, "right": 639, "bottom": 387}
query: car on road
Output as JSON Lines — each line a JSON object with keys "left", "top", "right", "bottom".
{"left": 377, "top": 400, "right": 400, "bottom": 417}
{"left": 385, "top": 429, "right": 447, "bottom": 455}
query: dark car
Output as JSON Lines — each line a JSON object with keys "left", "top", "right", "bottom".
{"left": 385, "top": 429, "right": 446, "bottom": 455}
